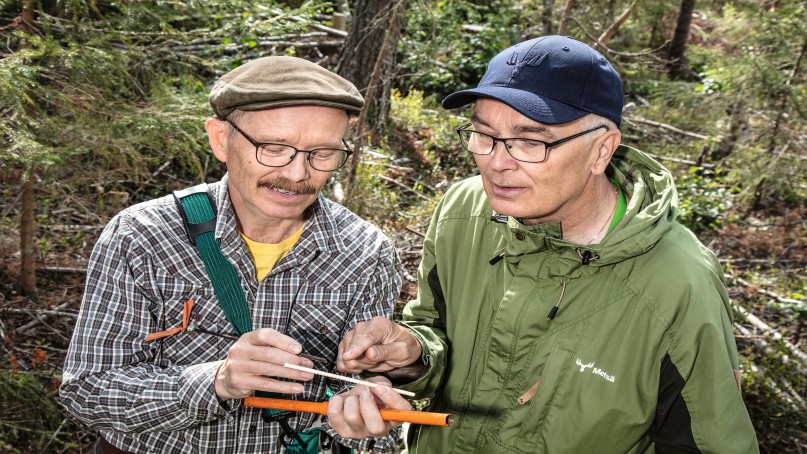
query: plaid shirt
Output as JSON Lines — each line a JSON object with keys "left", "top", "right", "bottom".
{"left": 60, "top": 175, "right": 402, "bottom": 453}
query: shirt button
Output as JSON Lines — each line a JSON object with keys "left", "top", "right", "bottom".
{"left": 249, "top": 424, "right": 257, "bottom": 433}
{"left": 515, "top": 232, "right": 526, "bottom": 241}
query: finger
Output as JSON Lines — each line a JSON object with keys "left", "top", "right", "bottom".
{"left": 359, "top": 388, "right": 389, "bottom": 436}
{"left": 336, "top": 330, "right": 355, "bottom": 372}
{"left": 327, "top": 394, "right": 346, "bottom": 432}
{"left": 225, "top": 348, "right": 314, "bottom": 382}
{"left": 215, "top": 360, "right": 307, "bottom": 398}
{"left": 341, "top": 318, "right": 391, "bottom": 360}
{"left": 244, "top": 328, "right": 304, "bottom": 354}
{"left": 342, "top": 393, "right": 365, "bottom": 432}
{"left": 371, "top": 383, "right": 413, "bottom": 411}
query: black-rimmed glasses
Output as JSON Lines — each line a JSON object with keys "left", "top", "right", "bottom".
{"left": 456, "top": 123, "right": 608, "bottom": 163}
{"left": 226, "top": 120, "right": 353, "bottom": 171}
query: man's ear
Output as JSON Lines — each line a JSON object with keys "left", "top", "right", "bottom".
{"left": 205, "top": 118, "right": 229, "bottom": 163}
{"left": 592, "top": 129, "right": 622, "bottom": 175}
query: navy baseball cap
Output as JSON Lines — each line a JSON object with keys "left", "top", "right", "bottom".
{"left": 442, "top": 35, "right": 623, "bottom": 127}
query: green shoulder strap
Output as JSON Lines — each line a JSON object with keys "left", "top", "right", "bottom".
{"left": 173, "top": 184, "right": 252, "bottom": 335}
{"left": 174, "top": 184, "right": 325, "bottom": 454}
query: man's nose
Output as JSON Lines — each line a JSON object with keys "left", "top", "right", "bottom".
{"left": 488, "top": 140, "right": 518, "bottom": 170}
{"left": 280, "top": 151, "right": 311, "bottom": 181}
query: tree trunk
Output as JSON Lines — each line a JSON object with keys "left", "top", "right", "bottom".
{"left": 557, "top": 0, "right": 574, "bottom": 36}
{"left": 708, "top": 100, "right": 746, "bottom": 162}
{"left": 667, "top": 0, "right": 697, "bottom": 80}
{"left": 346, "top": 0, "right": 405, "bottom": 197}
{"left": 337, "top": 0, "right": 406, "bottom": 131}
{"left": 19, "top": 168, "right": 37, "bottom": 295}
{"left": 21, "top": 0, "right": 34, "bottom": 32}
{"left": 541, "top": 0, "right": 555, "bottom": 35}
{"left": 596, "top": 0, "right": 638, "bottom": 47}
{"left": 768, "top": 34, "right": 807, "bottom": 153}
{"left": 18, "top": 0, "right": 38, "bottom": 295}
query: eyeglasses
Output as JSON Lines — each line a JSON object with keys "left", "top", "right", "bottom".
{"left": 226, "top": 120, "right": 353, "bottom": 171}
{"left": 456, "top": 123, "right": 608, "bottom": 163}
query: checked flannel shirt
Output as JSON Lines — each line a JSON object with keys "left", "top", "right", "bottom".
{"left": 60, "top": 174, "right": 403, "bottom": 453}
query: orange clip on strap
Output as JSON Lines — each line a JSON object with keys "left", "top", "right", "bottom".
{"left": 144, "top": 299, "right": 194, "bottom": 342}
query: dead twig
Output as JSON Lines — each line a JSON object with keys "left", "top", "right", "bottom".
{"left": 377, "top": 174, "right": 432, "bottom": 201}
{"left": 626, "top": 117, "right": 711, "bottom": 140}
{"left": 14, "top": 302, "right": 71, "bottom": 335}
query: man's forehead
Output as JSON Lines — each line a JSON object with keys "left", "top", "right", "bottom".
{"left": 471, "top": 100, "right": 555, "bottom": 136}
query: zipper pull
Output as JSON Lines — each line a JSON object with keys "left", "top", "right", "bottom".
{"left": 546, "top": 282, "right": 567, "bottom": 320}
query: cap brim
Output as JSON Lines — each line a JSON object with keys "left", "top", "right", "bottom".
{"left": 442, "top": 86, "right": 589, "bottom": 125}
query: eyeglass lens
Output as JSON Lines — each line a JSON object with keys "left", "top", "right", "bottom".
{"left": 459, "top": 130, "right": 548, "bottom": 162}
{"left": 257, "top": 144, "right": 348, "bottom": 171}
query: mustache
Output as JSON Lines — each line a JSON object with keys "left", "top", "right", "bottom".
{"left": 258, "top": 177, "right": 316, "bottom": 195}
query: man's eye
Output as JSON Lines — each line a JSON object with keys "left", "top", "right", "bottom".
{"left": 261, "top": 145, "right": 290, "bottom": 155}
{"left": 514, "top": 139, "right": 544, "bottom": 148}
{"left": 312, "top": 149, "right": 339, "bottom": 160}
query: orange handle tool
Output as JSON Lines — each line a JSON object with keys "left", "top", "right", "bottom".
{"left": 243, "top": 396, "right": 453, "bottom": 427}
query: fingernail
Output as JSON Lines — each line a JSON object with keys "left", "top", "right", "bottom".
{"left": 301, "top": 372, "right": 314, "bottom": 380}
{"left": 289, "top": 343, "right": 302, "bottom": 354}
{"left": 361, "top": 390, "right": 373, "bottom": 401}
{"left": 376, "top": 386, "right": 389, "bottom": 397}
{"left": 294, "top": 384, "right": 305, "bottom": 394}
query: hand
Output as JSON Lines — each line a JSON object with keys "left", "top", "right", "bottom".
{"left": 327, "top": 376, "right": 412, "bottom": 439}
{"left": 337, "top": 317, "right": 422, "bottom": 375}
{"left": 214, "top": 328, "right": 315, "bottom": 400}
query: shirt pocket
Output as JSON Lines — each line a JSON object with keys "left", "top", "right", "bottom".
{"left": 146, "top": 273, "right": 231, "bottom": 367}
{"left": 286, "top": 282, "right": 359, "bottom": 369}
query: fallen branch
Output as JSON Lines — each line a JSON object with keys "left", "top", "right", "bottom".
{"left": 14, "top": 302, "right": 71, "bottom": 335}
{"left": 733, "top": 303, "right": 807, "bottom": 366}
{"left": 3, "top": 307, "right": 78, "bottom": 318}
{"left": 735, "top": 323, "right": 805, "bottom": 412}
{"left": 404, "top": 226, "right": 426, "bottom": 239}
{"left": 644, "top": 153, "right": 715, "bottom": 169}
{"left": 288, "top": 15, "right": 348, "bottom": 38}
{"left": 627, "top": 117, "right": 711, "bottom": 140}
{"left": 38, "top": 266, "right": 87, "bottom": 274}
{"left": 731, "top": 275, "right": 804, "bottom": 306}
{"left": 377, "top": 174, "right": 432, "bottom": 201}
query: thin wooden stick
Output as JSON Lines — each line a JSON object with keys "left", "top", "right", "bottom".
{"left": 283, "top": 363, "right": 416, "bottom": 397}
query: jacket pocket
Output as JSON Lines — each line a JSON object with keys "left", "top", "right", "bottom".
{"left": 486, "top": 330, "right": 581, "bottom": 453}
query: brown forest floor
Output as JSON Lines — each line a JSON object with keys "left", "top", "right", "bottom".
{"left": 0, "top": 185, "right": 804, "bottom": 452}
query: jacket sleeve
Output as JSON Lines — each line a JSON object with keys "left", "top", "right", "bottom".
{"left": 396, "top": 198, "right": 450, "bottom": 398}
{"left": 649, "top": 250, "right": 759, "bottom": 453}
{"left": 59, "top": 214, "right": 230, "bottom": 433}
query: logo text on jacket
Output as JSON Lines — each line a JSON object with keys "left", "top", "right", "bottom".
{"left": 575, "top": 358, "right": 616, "bottom": 383}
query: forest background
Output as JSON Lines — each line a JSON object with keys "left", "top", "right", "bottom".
{"left": 0, "top": 0, "right": 804, "bottom": 452}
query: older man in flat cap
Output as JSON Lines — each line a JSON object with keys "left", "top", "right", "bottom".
{"left": 61, "top": 56, "right": 402, "bottom": 453}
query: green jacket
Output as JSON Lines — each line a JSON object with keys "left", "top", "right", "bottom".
{"left": 400, "top": 146, "right": 758, "bottom": 453}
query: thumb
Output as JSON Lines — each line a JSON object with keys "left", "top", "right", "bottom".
{"left": 366, "top": 344, "right": 398, "bottom": 363}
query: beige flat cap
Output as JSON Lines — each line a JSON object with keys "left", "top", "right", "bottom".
{"left": 209, "top": 56, "right": 364, "bottom": 118}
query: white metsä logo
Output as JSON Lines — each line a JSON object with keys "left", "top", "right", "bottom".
{"left": 575, "top": 358, "right": 616, "bottom": 383}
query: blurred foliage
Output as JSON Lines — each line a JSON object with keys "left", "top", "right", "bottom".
{"left": 677, "top": 167, "right": 738, "bottom": 234}
{"left": 0, "top": 367, "right": 75, "bottom": 452}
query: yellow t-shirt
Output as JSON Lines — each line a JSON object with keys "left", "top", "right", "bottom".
{"left": 240, "top": 224, "right": 304, "bottom": 281}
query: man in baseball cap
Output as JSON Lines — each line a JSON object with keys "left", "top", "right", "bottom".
{"left": 330, "top": 36, "right": 758, "bottom": 453}
{"left": 61, "top": 56, "right": 403, "bottom": 453}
